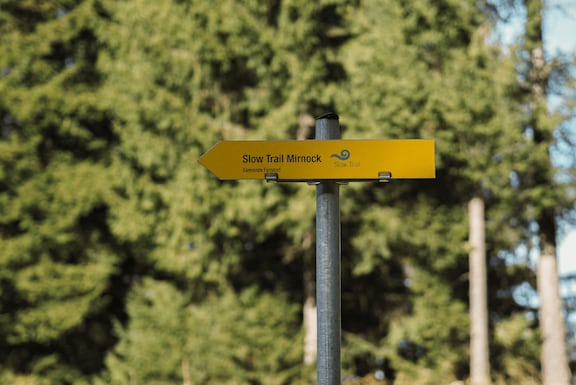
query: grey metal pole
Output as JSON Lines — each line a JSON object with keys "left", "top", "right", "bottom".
{"left": 315, "top": 113, "right": 341, "bottom": 385}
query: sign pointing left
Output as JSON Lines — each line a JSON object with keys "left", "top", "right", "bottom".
{"left": 198, "top": 139, "right": 435, "bottom": 181}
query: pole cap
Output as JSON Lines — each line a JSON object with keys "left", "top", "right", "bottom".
{"left": 316, "top": 112, "right": 339, "bottom": 121}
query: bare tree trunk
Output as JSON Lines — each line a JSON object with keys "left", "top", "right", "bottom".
{"left": 303, "top": 275, "right": 317, "bottom": 365}
{"left": 302, "top": 223, "right": 317, "bottom": 366}
{"left": 298, "top": 113, "right": 317, "bottom": 366}
{"left": 469, "top": 197, "right": 490, "bottom": 385}
{"left": 538, "top": 243, "right": 570, "bottom": 385}
{"left": 537, "top": 214, "right": 570, "bottom": 385}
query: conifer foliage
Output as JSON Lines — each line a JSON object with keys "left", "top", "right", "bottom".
{"left": 0, "top": 0, "right": 573, "bottom": 384}
{"left": 0, "top": 1, "right": 119, "bottom": 383}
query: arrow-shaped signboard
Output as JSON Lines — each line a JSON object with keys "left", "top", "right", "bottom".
{"left": 198, "top": 139, "right": 435, "bottom": 181}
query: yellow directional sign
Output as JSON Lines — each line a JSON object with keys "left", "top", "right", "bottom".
{"left": 198, "top": 139, "right": 435, "bottom": 181}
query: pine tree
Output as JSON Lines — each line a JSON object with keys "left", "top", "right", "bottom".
{"left": 0, "top": 1, "right": 120, "bottom": 382}
{"left": 519, "top": 0, "right": 571, "bottom": 383}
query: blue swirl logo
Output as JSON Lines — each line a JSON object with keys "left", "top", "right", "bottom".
{"left": 330, "top": 149, "right": 351, "bottom": 161}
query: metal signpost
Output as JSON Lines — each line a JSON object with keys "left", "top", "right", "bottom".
{"left": 314, "top": 113, "right": 342, "bottom": 385}
{"left": 198, "top": 113, "right": 436, "bottom": 385}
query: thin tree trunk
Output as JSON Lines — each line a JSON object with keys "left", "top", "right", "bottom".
{"left": 299, "top": 113, "right": 317, "bottom": 366}
{"left": 303, "top": 227, "right": 317, "bottom": 366}
{"left": 538, "top": 238, "right": 570, "bottom": 385}
{"left": 537, "top": 213, "right": 570, "bottom": 385}
{"left": 469, "top": 197, "right": 490, "bottom": 385}
{"left": 303, "top": 281, "right": 317, "bottom": 365}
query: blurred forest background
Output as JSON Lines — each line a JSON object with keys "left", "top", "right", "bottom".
{"left": 1, "top": 0, "right": 576, "bottom": 384}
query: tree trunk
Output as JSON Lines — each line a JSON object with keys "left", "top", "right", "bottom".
{"left": 469, "top": 197, "right": 490, "bottom": 385}
{"left": 537, "top": 213, "right": 570, "bottom": 385}
{"left": 538, "top": 241, "right": 570, "bottom": 385}
{"left": 303, "top": 229, "right": 317, "bottom": 366}
{"left": 298, "top": 114, "right": 317, "bottom": 365}
{"left": 303, "top": 282, "right": 317, "bottom": 365}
